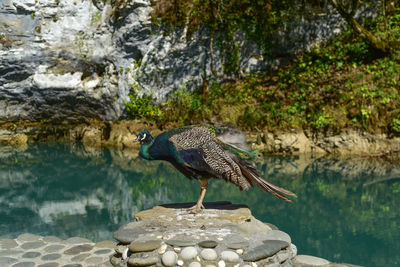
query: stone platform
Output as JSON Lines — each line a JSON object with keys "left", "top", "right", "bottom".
{"left": 0, "top": 234, "right": 116, "bottom": 267}
{"left": 111, "top": 202, "right": 355, "bottom": 267}
{"left": 1, "top": 202, "right": 360, "bottom": 267}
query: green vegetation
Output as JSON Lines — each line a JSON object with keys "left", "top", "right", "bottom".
{"left": 124, "top": 4, "right": 400, "bottom": 134}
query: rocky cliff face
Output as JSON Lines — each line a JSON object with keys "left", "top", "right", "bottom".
{"left": 1, "top": 0, "right": 350, "bottom": 123}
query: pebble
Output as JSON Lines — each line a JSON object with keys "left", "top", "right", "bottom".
{"left": 158, "top": 244, "right": 167, "bottom": 254}
{"left": 94, "top": 249, "right": 112, "bottom": 255}
{"left": 63, "top": 245, "right": 94, "bottom": 256}
{"left": 188, "top": 262, "right": 201, "bottom": 267}
{"left": 94, "top": 241, "right": 116, "bottom": 249}
{"left": 41, "top": 253, "right": 62, "bottom": 261}
{"left": 128, "top": 240, "right": 161, "bottom": 252}
{"left": 174, "top": 247, "right": 181, "bottom": 253}
{"left": 0, "top": 257, "right": 18, "bottom": 266}
{"left": 128, "top": 255, "right": 159, "bottom": 266}
{"left": 166, "top": 240, "right": 196, "bottom": 247}
{"left": 198, "top": 240, "right": 218, "bottom": 248}
{"left": 218, "top": 260, "right": 226, "bottom": 267}
{"left": 236, "top": 249, "right": 244, "bottom": 255}
{"left": 177, "top": 259, "right": 184, "bottom": 265}
{"left": 65, "top": 237, "right": 92, "bottom": 244}
{"left": 44, "top": 245, "right": 65, "bottom": 253}
{"left": 38, "top": 263, "right": 60, "bottom": 267}
{"left": 161, "top": 251, "right": 178, "bottom": 266}
{"left": 12, "top": 262, "right": 36, "bottom": 267}
{"left": 181, "top": 246, "right": 198, "bottom": 261}
{"left": 226, "top": 241, "right": 249, "bottom": 249}
{"left": 22, "top": 252, "right": 41, "bottom": 258}
{"left": 71, "top": 253, "right": 90, "bottom": 262}
{"left": 243, "top": 265, "right": 252, "bottom": 267}
{"left": 43, "top": 236, "right": 62, "bottom": 243}
{"left": 17, "top": 234, "right": 41, "bottom": 242}
{"left": 200, "top": 248, "right": 218, "bottom": 261}
{"left": 0, "top": 239, "right": 18, "bottom": 249}
{"left": 220, "top": 251, "right": 240, "bottom": 263}
{"left": 21, "top": 241, "right": 46, "bottom": 250}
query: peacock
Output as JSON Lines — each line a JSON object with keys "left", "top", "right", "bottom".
{"left": 135, "top": 126, "right": 296, "bottom": 213}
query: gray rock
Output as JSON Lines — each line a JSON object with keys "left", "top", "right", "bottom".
{"left": 41, "top": 253, "right": 62, "bottom": 261}
{"left": 71, "top": 253, "right": 90, "bottom": 262}
{"left": 242, "top": 240, "right": 289, "bottom": 262}
{"left": 17, "top": 234, "right": 41, "bottom": 242}
{"left": 94, "top": 249, "right": 112, "bottom": 255}
{"left": 38, "top": 263, "right": 59, "bottom": 267}
{"left": 63, "top": 244, "right": 94, "bottom": 255}
{"left": 0, "top": 250, "right": 23, "bottom": 256}
{"left": 0, "top": 239, "right": 18, "bottom": 249}
{"left": 262, "top": 230, "right": 292, "bottom": 244}
{"left": 113, "top": 223, "right": 148, "bottom": 244}
{"left": 0, "top": 257, "right": 18, "bottom": 267}
{"left": 220, "top": 251, "right": 240, "bottom": 263}
{"left": 42, "top": 236, "right": 62, "bottom": 243}
{"left": 12, "top": 262, "right": 35, "bottom": 267}
{"left": 200, "top": 249, "right": 218, "bottom": 261}
{"left": 22, "top": 251, "right": 41, "bottom": 258}
{"left": 198, "top": 240, "right": 218, "bottom": 248}
{"left": 43, "top": 245, "right": 66, "bottom": 253}
{"left": 161, "top": 251, "right": 178, "bottom": 266}
{"left": 94, "top": 241, "right": 116, "bottom": 249}
{"left": 226, "top": 241, "right": 249, "bottom": 249}
{"left": 21, "top": 241, "right": 46, "bottom": 249}
{"left": 128, "top": 255, "right": 159, "bottom": 266}
{"left": 65, "top": 237, "right": 92, "bottom": 244}
{"left": 84, "top": 257, "right": 104, "bottom": 264}
{"left": 293, "top": 255, "right": 330, "bottom": 266}
{"left": 180, "top": 247, "right": 198, "bottom": 261}
{"left": 38, "top": 263, "right": 60, "bottom": 267}
{"left": 165, "top": 240, "right": 196, "bottom": 247}
{"left": 61, "top": 265, "right": 83, "bottom": 267}
{"left": 128, "top": 240, "right": 161, "bottom": 252}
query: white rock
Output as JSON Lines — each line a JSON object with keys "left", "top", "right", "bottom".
{"left": 220, "top": 251, "right": 240, "bottom": 263}
{"left": 181, "top": 247, "right": 198, "bottom": 261}
{"left": 177, "top": 259, "right": 184, "bottom": 266}
{"left": 162, "top": 251, "right": 178, "bottom": 266}
{"left": 243, "top": 265, "right": 252, "bottom": 267}
{"left": 189, "top": 262, "right": 201, "bottom": 267}
{"left": 174, "top": 247, "right": 181, "bottom": 253}
{"left": 251, "top": 263, "right": 258, "bottom": 267}
{"left": 122, "top": 247, "right": 129, "bottom": 260}
{"left": 236, "top": 249, "right": 244, "bottom": 255}
{"left": 158, "top": 243, "right": 167, "bottom": 254}
{"left": 218, "top": 260, "right": 226, "bottom": 267}
{"left": 200, "top": 248, "right": 218, "bottom": 261}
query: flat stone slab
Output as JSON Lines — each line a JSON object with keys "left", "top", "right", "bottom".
{"left": 242, "top": 240, "right": 289, "bottom": 261}
{"left": 112, "top": 202, "right": 300, "bottom": 267}
{"left": 294, "top": 255, "right": 331, "bottom": 266}
{"left": 0, "top": 234, "right": 115, "bottom": 267}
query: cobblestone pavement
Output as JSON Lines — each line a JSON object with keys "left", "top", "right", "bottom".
{"left": 0, "top": 234, "right": 116, "bottom": 267}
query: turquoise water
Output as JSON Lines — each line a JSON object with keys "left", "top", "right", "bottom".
{"left": 0, "top": 143, "right": 399, "bottom": 266}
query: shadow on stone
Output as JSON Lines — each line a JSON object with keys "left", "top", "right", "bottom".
{"left": 160, "top": 201, "right": 248, "bottom": 210}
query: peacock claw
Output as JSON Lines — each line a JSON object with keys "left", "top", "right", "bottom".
{"left": 186, "top": 204, "right": 204, "bottom": 214}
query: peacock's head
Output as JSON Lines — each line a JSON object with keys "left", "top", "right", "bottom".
{"left": 134, "top": 130, "right": 153, "bottom": 144}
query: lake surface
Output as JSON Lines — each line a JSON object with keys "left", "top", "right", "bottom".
{"left": 0, "top": 143, "right": 399, "bottom": 266}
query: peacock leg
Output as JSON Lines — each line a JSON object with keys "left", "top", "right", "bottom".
{"left": 187, "top": 178, "right": 208, "bottom": 214}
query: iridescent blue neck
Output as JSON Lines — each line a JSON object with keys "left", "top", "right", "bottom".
{"left": 139, "top": 140, "right": 154, "bottom": 160}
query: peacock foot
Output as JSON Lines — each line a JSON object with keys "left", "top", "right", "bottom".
{"left": 186, "top": 203, "right": 205, "bottom": 214}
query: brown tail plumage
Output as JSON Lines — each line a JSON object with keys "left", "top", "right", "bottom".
{"left": 237, "top": 159, "right": 297, "bottom": 202}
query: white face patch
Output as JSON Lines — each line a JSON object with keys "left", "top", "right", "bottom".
{"left": 140, "top": 133, "right": 147, "bottom": 141}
